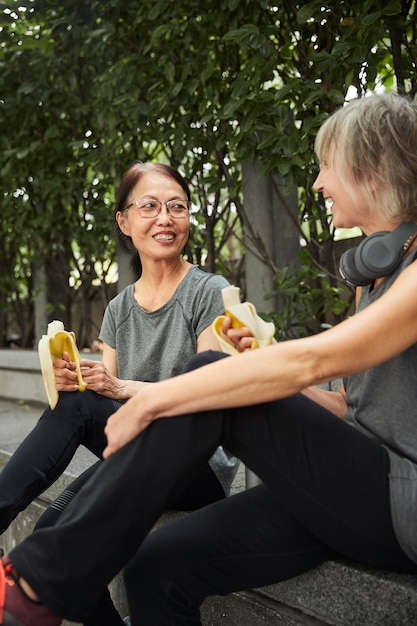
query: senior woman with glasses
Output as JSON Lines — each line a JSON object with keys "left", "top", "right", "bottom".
{"left": 0, "top": 161, "right": 239, "bottom": 626}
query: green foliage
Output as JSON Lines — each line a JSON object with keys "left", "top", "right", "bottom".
{"left": 261, "top": 250, "right": 351, "bottom": 341}
{"left": 1, "top": 0, "right": 417, "bottom": 344}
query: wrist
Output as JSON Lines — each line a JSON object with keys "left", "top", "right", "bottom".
{"left": 118, "top": 379, "right": 150, "bottom": 400}
{"left": 133, "top": 384, "right": 158, "bottom": 428}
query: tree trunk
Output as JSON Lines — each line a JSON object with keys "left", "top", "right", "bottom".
{"left": 33, "top": 265, "right": 48, "bottom": 347}
{"left": 242, "top": 159, "right": 299, "bottom": 488}
{"left": 242, "top": 159, "right": 299, "bottom": 313}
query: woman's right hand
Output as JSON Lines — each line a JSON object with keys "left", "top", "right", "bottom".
{"left": 52, "top": 352, "right": 80, "bottom": 391}
{"left": 222, "top": 316, "right": 256, "bottom": 352}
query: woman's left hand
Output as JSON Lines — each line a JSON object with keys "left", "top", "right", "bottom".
{"left": 103, "top": 393, "right": 151, "bottom": 458}
{"left": 79, "top": 359, "right": 124, "bottom": 398}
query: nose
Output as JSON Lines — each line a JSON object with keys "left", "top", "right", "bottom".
{"left": 156, "top": 203, "right": 173, "bottom": 224}
{"left": 313, "top": 170, "right": 323, "bottom": 192}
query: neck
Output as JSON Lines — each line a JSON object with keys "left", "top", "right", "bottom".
{"left": 134, "top": 259, "right": 192, "bottom": 311}
{"left": 139, "top": 257, "right": 190, "bottom": 284}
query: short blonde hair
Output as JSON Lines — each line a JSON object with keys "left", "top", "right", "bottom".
{"left": 315, "top": 92, "right": 417, "bottom": 222}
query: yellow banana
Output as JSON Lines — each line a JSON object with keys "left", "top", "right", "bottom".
{"left": 212, "top": 286, "right": 275, "bottom": 355}
{"left": 38, "top": 320, "right": 87, "bottom": 409}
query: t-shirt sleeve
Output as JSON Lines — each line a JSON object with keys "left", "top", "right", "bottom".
{"left": 98, "top": 299, "right": 118, "bottom": 348}
{"left": 194, "top": 274, "right": 230, "bottom": 338}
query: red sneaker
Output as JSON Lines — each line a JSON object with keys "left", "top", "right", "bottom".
{"left": 0, "top": 556, "right": 61, "bottom": 626}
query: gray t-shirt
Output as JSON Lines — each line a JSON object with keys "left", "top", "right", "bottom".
{"left": 344, "top": 251, "right": 417, "bottom": 564}
{"left": 99, "top": 265, "right": 239, "bottom": 495}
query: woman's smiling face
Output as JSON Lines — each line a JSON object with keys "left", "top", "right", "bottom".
{"left": 116, "top": 170, "right": 190, "bottom": 262}
{"left": 313, "top": 158, "right": 373, "bottom": 233}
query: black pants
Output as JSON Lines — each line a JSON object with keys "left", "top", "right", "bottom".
{"left": 0, "top": 390, "right": 116, "bottom": 534}
{"left": 2, "top": 387, "right": 224, "bottom": 626}
{"left": 34, "top": 459, "right": 224, "bottom": 626}
{"left": 10, "top": 352, "right": 417, "bottom": 624}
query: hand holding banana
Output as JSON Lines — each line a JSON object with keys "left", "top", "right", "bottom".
{"left": 38, "top": 320, "right": 87, "bottom": 409}
{"left": 212, "top": 286, "right": 275, "bottom": 355}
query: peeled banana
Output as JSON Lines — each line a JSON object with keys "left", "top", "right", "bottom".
{"left": 212, "top": 286, "right": 275, "bottom": 355}
{"left": 38, "top": 320, "right": 87, "bottom": 409}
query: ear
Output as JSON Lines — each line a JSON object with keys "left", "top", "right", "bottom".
{"left": 116, "top": 211, "right": 131, "bottom": 237}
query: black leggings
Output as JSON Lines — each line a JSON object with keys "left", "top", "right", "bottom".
{"left": 10, "top": 351, "right": 417, "bottom": 625}
{"left": 34, "top": 459, "right": 224, "bottom": 531}
{"left": 0, "top": 390, "right": 116, "bottom": 534}
{"left": 31, "top": 419, "right": 224, "bottom": 626}
{"left": 34, "top": 460, "right": 224, "bottom": 626}
{"left": 2, "top": 386, "right": 225, "bottom": 626}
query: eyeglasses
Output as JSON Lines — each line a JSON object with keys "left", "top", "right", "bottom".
{"left": 124, "top": 197, "right": 190, "bottom": 219}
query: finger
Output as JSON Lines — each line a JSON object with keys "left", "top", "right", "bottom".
{"left": 240, "top": 337, "right": 255, "bottom": 352}
{"left": 56, "top": 383, "right": 81, "bottom": 392}
{"left": 78, "top": 366, "right": 99, "bottom": 381}
{"left": 79, "top": 358, "right": 100, "bottom": 368}
{"left": 54, "top": 359, "right": 78, "bottom": 375}
{"left": 55, "top": 380, "right": 80, "bottom": 392}
{"left": 61, "top": 351, "right": 74, "bottom": 366}
{"left": 221, "top": 316, "right": 232, "bottom": 333}
{"left": 227, "top": 326, "right": 253, "bottom": 350}
{"left": 228, "top": 326, "right": 253, "bottom": 340}
{"left": 62, "top": 351, "right": 70, "bottom": 363}
{"left": 102, "top": 444, "right": 113, "bottom": 459}
{"left": 53, "top": 356, "right": 70, "bottom": 369}
{"left": 54, "top": 365, "right": 80, "bottom": 389}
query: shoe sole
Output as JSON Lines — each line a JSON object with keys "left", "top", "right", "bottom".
{"left": 2, "top": 610, "right": 24, "bottom": 626}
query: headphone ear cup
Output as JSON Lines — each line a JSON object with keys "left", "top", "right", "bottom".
{"left": 339, "top": 248, "right": 372, "bottom": 287}
{"left": 354, "top": 231, "right": 402, "bottom": 280}
{"left": 339, "top": 222, "right": 417, "bottom": 287}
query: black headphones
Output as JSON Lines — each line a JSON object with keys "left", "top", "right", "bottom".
{"left": 339, "top": 222, "right": 417, "bottom": 287}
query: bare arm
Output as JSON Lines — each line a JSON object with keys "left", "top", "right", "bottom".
{"left": 77, "top": 343, "right": 149, "bottom": 399}
{"left": 225, "top": 315, "right": 347, "bottom": 417}
{"left": 93, "top": 323, "right": 221, "bottom": 396}
{"left": 58, "top": 323, "right": 222, "bottom": 400}
{"left": 196, "top": 324, "right": 222, "bottom": 352}
{"left": 54, "top": 343, "right": 149, "bottom": 399}
{"left": 103, "top": 261, "right": 417, "bottom": 457}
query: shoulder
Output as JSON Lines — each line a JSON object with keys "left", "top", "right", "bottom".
{"left": 106, "top": 284, "right": 135, "bottom": 310}
{"left": 185, "top": 266, "right": 229, "bottom": 291}
{"left": 103, "top": 285, "right": 135, "bottom": 322}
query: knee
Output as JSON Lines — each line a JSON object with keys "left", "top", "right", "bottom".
{"left": 37, "top": 392, "right": 75, "bottom": 422}
{"left": 48, "top": 389, "right": 96, "bottom": 413}
{"left": 52, "top": 390, "right": 84, "bottom": 410}
{"left": 182, "top": 350, "right": 229, "bottom": 373}
{"left": 38, "top": 391, "right": 96, "bottom": 430}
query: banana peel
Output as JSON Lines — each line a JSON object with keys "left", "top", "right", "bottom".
{"left": 38, "top": 320, "right": 87, "bottom": 409}
{"left": 213, "top": 286, "right": 275, "bottom": 355}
